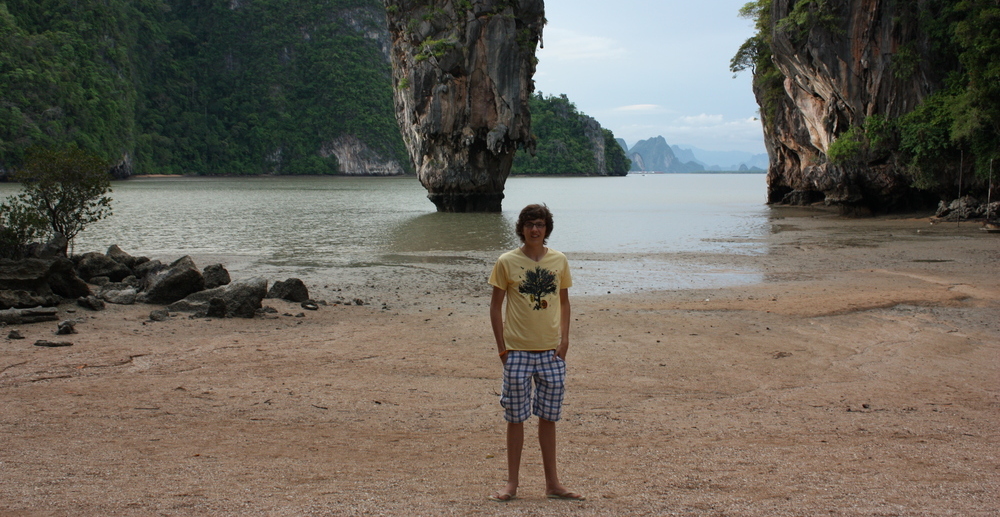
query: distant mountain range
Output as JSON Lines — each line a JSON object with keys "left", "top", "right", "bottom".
{"left": 616, "top": 136, "right": 767, "bottom": 173}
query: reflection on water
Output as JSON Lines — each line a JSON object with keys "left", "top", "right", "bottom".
{"left": 0, "top": 174, "right": 773, "bottom": 293}
{"left": 386, "top": 212, "right": 518, "bottom": 253}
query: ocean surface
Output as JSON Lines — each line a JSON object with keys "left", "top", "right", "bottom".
{"left": 1, "top": 174, "right": 771, "bottom": 294}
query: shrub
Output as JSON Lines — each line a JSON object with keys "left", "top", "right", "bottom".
{"left": 8, "top": 147, "right": 113, "bottom": 254}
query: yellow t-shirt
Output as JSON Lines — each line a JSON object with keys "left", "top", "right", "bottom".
{"left": 488, "top": 248, "right": 573, "bottom": 351}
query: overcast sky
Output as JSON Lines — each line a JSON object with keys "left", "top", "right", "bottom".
{"left": 532, "top": 0, "right": 765, "bottom": 154}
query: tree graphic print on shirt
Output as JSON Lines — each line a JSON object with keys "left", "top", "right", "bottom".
{"left": 518, "top": 267, "right": 557, "bottom": 310}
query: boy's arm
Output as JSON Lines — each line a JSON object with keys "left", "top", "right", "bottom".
{"left": 490, "top": 286, "right": 507, "bottom": 363}
{"left": 556, "top": 288, "right": 570, "bottom": 359}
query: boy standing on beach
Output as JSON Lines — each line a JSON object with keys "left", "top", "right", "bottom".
{"left": 488, "top": 204, "right": 584, "bottom": 502}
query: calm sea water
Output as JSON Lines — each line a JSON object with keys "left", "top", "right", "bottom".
{"left": 1, "top": 174, "right": 770, "bottom": 294}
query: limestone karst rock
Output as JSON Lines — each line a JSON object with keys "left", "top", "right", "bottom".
{"left": 750, "top": 0, "right": 985, "bottom": 211}
{"left": 384, "top": 0, "right": 545, "bottom": 212}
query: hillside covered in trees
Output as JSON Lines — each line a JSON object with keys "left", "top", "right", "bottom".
{"left": 0, "top": 0, "right": 408, "bottom": 177}
{"left": 1, "top": 1, "right": 630, "bottom": 180}
{"left": 512, "top": 93, "right": 630, "bottom": 176}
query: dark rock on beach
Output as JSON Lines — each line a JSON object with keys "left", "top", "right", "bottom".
{"left": 267, "top": 278, "right": 309, "bottom": 303}
{"left": 203, "top": 264, "right": 231, "bottom": 290}
{"left": 106, "top": 244, "right": 149, "bottom": 270}
{"left": 77, "top": 296, "right": 106, "bottom": 311}
{"left": 75, "top": 252, "right": 133, "bottom": 283}
{"left": 44, "top": 258, "right": 91, "bottom": 299}
{"left": 0, "top": 306, "right": 59, "bottom": 324}
{"left": 148, "top": 309, "right": 170, "bottom": 322}
{"left": 142, "top": 256, "right": 205, "bottom": 305}
{"left": 167, "top": 277, "right": 267, "bottom": 319}
{"left": 56, "top": 320, "right": 77, "bottom": 335}
{"left": 206, "top": 298, "right": 227, "bottom": 318}
{"left": 34, "top": 340, "right": 73, "bottom": 347}
{"left": 0, "top": 289, "right": 55, "bottom": 310}
{"left": 133, "top": 259, "right": 164, "bottom": 281}
{"left": 100, "top": 287, "right": 138, "bottom": 305}
{"left": 0, "top": 258, "right": 88, "bottom": 309}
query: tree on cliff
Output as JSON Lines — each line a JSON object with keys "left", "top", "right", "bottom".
{"left": 2, "top": 148, "right": 113, "bottom": 255}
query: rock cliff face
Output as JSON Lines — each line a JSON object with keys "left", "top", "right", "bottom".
{"left": 384, "top": 0, "right": 545, "bottom": 212}
{"left": 760, "top": 0, "right": 942, "bottom": 209}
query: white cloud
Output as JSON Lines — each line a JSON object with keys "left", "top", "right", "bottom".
{"left": 677, "top": 114, "right": 725, "bottom": 126}
{"left": 538, "top": 28, "right": 626, "bottom": 61}
{"left": 614, "top": 104, "right": 664, "bottom": 113}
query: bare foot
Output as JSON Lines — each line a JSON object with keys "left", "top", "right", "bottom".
{"left": 489, "top": 483, "right": 518, "bottom": 502}
{"left": 546, "top": 488, "right": 585, "bottom": 501}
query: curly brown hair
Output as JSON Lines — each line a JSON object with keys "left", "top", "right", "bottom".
{"left": 515, "top": 204, "right": 554, "bottom": 244}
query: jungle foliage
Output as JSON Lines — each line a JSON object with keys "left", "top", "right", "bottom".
{"left": 512, "top": 93, "right": 630, "bottom": 176}
{"left": 0, "top": 0, "right": 408, "bottom": 176}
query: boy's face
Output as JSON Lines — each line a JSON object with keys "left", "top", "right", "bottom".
{"left": 522, "top": 218, "right": 547, "bottom": 246}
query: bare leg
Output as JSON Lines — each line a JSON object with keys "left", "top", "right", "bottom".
{"left": 493, "top": 421, "right": 523, "bottom": 500}
{"left": 539, "top": 418, "right": 583, "bottom": 499}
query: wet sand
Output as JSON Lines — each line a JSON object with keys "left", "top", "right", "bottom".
{"left": 2, "top": 208, "right": 998, "bottom": 516}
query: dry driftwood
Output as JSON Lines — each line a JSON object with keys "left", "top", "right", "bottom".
{"left": 0, "top": 306, "right": 59, "bottom": 325}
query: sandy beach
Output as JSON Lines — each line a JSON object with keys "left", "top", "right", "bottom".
{"left": 2, "top": 207, "right": 998, "bottom": 516}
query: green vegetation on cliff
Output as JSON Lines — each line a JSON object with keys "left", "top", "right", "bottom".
{"left": 0, "top": 0, "right": 145, "bottom": 171}
{"left": 0, "top": 0, "right": 408, "bottom": 176}
{"left": 512, "top": 93, "right": 630, "bottom": 176}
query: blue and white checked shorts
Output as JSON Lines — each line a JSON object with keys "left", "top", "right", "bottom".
{"left": 501, "top": 350, "right": 566, "bottom": 423}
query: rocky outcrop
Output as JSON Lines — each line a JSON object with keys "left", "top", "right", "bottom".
{"left": 627, "top": 136, "right": 704, "bottom": 174}
{"left": 385, "top": 0, "right": 545, "bottom": 211}
{"left": 757, "top": 0, "right": 957, "bottom": 210}
{"left": 141, "top": 256, "right": 205, "bottom": 305}
{"left": 0, "top": 258, "right": 90, "bottom": 309}
{"left": 166, "top": 277, "right": 268, "bottom": 319}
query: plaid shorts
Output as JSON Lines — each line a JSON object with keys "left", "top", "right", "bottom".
{"left": 501, "top": 350, "right": 566, "bottom": 423}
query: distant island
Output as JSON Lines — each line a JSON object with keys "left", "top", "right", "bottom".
{"left": 617, "top": 136, "right": 767, "bottom": 174}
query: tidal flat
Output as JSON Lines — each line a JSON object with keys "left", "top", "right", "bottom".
{"left": 1, "top": 209, "right": 998, "bottom": 516}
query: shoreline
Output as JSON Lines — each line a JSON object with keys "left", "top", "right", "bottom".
{"left": 1, "top": 212, "right": 998, "bottom": 515}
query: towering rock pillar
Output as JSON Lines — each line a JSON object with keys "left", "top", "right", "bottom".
{"left": 384, "top": 0, "right": 544, "bottom": 212}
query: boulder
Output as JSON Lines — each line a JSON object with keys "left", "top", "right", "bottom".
{"left": 148, "top": 309, "right": 170, "bottom": 322}
{"left": 141, "top": 256, "right": 205, "bottom": 304}
{"left": 203, "top": 264, "right": 231, "bottom": 289}
{"left": 167, "top": 277, "right": 267, "bottom": 319}
{"left": 45, "top": 257, "right": 90, "bottom": 299}
{"left": 206, "top": 298, "right": 227, "bottom": 318}
{"left": 56, "top": 320, "right": 77, "bottom": 335}
{"left": 266, "top": 278, "right": 309, "bottom": 302}
{"left": 0, "top": 306, "right": 59, "bottom": 324}
{"left": 0, "top": 258, "right": 55, "bottom": 294}
{"left": 0, "top": 257, "right": 88, "bottom": 308}
{"left": 77, "top": 296, "right": 106, "bottom": 311}
{"left": 133, "top": 259, "right": 164, "bottom": 281}
{"left": 107, "top": 244, "right": 149, "bottom": 270}
{"left": 101, "top": 287, "right": 138, "bottom": 305}
{"left": 74, "top": 252, "right": 133, "bottom": 282}
{"left": 0, "top": 289, "right": 56, "bottom": 309}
